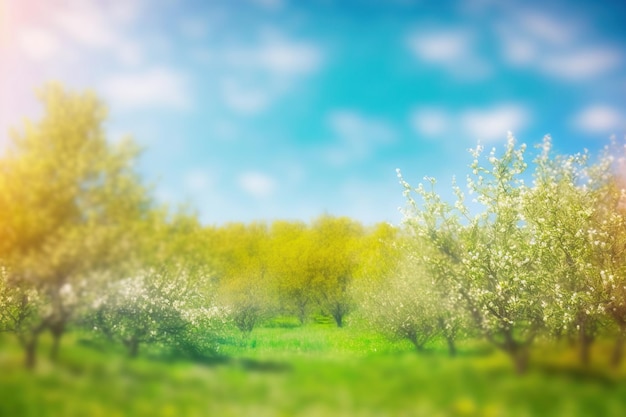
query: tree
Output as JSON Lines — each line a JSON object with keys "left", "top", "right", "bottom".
{"left": 582, "top": 143, "right": 626, "bottom": 367}
{"left": 355, "top": 222, "right": 401, "bottom": 285}
{"left": 593, "top": 178, "right": 626, "bottom": 367}
{"left": 400, "top": 136, "right": 549, "bottom": 373}
{"left": 357, "top": 223, "right": 466, "bottom": 354}
{"left": 0, "top": 263, "right": 46, "bottom": 364}
{"left": 523, "top": 138, "right": 609, "bottom": 365}
{"left": 211, "top": 222, "right": 276, "bottom": 334}
{"left": 411, "top": 234, "right": 467, "bottom": 357}
{"left": 360, "top": 253, "right": 443, "bottom": 352}
{"left": 308, "top": 215, "right": 364, "bottom": 327}
{"left": 86, "top": 210, "right": 223, "bottom": 358}
{"left": 90, "top": 264, "right": 220, "bottom": 358}
{"left": 268, "top": 220, "right": 313, "bottom": 324}
{"left": 0, "top": 84, "right": 149, "bottom": 368}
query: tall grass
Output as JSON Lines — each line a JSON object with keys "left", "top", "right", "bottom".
{"left": 1, "top": 323, "right": 626, "bottom": 417}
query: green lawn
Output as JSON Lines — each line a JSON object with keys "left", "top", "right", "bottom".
{"left": 1, "top": 323, "right": 626, "bottom": 417}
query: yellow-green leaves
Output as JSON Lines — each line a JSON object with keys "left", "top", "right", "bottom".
{"left": 0, "top": 84, "right": 150, "bottom": 367}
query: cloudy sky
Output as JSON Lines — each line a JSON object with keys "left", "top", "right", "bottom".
{"left": 1, "top": 0, "right": 625, "bottom": 225}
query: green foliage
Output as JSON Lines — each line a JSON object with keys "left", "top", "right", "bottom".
{"left": 204, "top": 216, "right": 395, "bottom": 330}
{"left": 398, "top": 136, "right": 547, "bottom": 372}
{"left": 206, "top": 222, "right": 277, "bottom": 334}
{"left": 268, "top": 220, "right": 314, "bottom": 323}
{"left": 7, "top": 83, "right": 626, "bottom": 417}
{"left": 307, "top": 215, "right": 365, "bottom": 327}
{"left": 0, "top": 83, "right": 150, "bottom": 367}
{"left": 359, "top": 237, "right": 466, "bottom": 355}
{"left": 397, "top": 134, "right": 626, "bottom": 371}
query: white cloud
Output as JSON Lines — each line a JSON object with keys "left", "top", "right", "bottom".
{"left": 184, "top": 169, "right": 214, "bottom": 193}
{"left": 108, "top": 0, "right": 143, "bottom": 24}
{"left": 52, "top": 1, "right": 143, "bottom": 66}
{"left": 461, "top": 105, "right": 529, "bottom": 142}
{"left": 497, "top": 10, "right": 622, "bottom": 82}
{"left": 573, "top": 104, "right": 623, "bottom": 134}
{"left": 238, "top": 172, "right": 277, "bottom": 199}
{"left": 220, "top": 79, "right": 272, "bottom": 114}
{"left": 329, "top": 110, "right": 395, "bottom": 144}
{"left": 325, "top": 110, "right": 396, "bottom": 165}
{"left": 518, "top": 12, "right": 576, "bottom": 45}
{"left": 216, "top": 35, "right": 323, "bottom": 114}
{"left": 226, "top": 39, "right": 323, "bottom": 77}
{"left": 18, "top": 27, "right": 61, "bottom": 62}
{"left": 500, "top": 35, "right": 537, "bottom": 66}
{"left": 259, "top": 42, "right": 321, "bottom": 75}
{"left": 410, "top": 108, "right": 450, "bottom": 138}
{"left": 101, "top": 68, "right": 190, "bottom": 111}
{"left": 540, "top": 49, "right": 621, "bottom": 80}
{"left": 407, "top": 29, "right": 490, "bottom": 79}
{"left": 409, "top": 104, "right": 530, "bottom": 144}
{"left": 409, "top": 31, "right": 468, "bottom": 64}
{"left": 54, "top": 7, "right": 116, "bottom": 48}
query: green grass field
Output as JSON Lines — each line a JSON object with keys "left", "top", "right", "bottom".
{"left": 2, "top": 321, "right": 626, "bottom": 417}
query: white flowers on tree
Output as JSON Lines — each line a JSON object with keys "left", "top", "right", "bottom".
{"left": 90, "top": 264, "right": 225, "bottom": 358}
{"left": 5, "top": 82, "right": 626, "bottom": 374}
{"left": 524, "top": 137, "right": 626, "bottom": 366}
{"left": 0, "top": 265, "right": 45, "bottom": 349}
{"left": 0, "top": 84, "right": 149, "bottom": 368}
{"left": 524, "top": 138, "right": 603, "bottom": 364}
{"left": 399, "top": 135, "right": 546, "bottom": 373}
{"left": 396, "top": 134, "right": 626, "bottom": 372}
{"left": 360, "top": 246, "right": 465, "bottom": 355}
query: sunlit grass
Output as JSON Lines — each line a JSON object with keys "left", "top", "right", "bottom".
{"left": 2, "top": 325, "right": 626, "bottom": 416}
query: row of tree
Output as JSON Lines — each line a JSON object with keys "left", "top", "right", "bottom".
{"left": 3, "top": 85, "right": 626, "bottom": 376}
{"left": 365, "top": 135, "right": 626, "bottom": 373}
{"left": 205, "top": 216, "right": 398, "bottom": 331}
{"left": 0, "top": 84, "right": 400, "bottom": 368}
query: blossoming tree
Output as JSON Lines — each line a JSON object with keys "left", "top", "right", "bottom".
{"left": 399, "top": 136, "right": 550, "bottom": 373}
{"left": 0, "top": 84, "right": 148, "bottom": 368}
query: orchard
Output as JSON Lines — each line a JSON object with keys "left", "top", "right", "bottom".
{"left": 2, "top": 85, "right": 626, "bottom": 416}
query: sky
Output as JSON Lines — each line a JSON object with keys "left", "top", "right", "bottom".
{"left": 1, "top": 0, "right": 625, "bottom": 226}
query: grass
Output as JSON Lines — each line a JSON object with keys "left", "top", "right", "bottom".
{"left": 2, "top": 322, "right": 626, "bottom": 416}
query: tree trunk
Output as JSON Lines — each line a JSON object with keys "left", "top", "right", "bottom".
{"left": 18, "top": 322, "right": 46, "bottom": 370}
{"left": 578, "top": 322, "right": 594, "bottom": 366}
{"left": 125, "top": 338, "right": 140, "bottom": 358}
{"left": 24, "top": 338, "right": 38, "bottom": 370}
{"left": 579, "top": 337, "right": 591, "bottom": 366}
{"left": 503, "top": 330, "right": 529, "bottom": 374}
{"left": 331, "top": 306, "right": 344, "bottom": 328}
{"left": 406, "top": 333, "right": 424, "bottom": 353}
{"left": 49, "top": 322, "right": 65, "bottom": 362}
{"left": 334, "top": 313, "right": 343, "bottom": 328}
{"left": 512, "top": 348, "right": 529, "bottom": 375}
{"left": 446, "top": 334, "right": 457, "bottom": 357}
{"left": 438, "top": 318, "right": 456, "bottom": 357}
{"left": 297, "top": 304, "right": 307, "bottom": 325}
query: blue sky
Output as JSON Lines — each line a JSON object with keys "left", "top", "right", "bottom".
{"left": 1, "top": 0, "right": 625, "bottom": 225}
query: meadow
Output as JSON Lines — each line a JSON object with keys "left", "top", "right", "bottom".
{"left": 2, "top": 319, "right": 626, "bottom": 417}
{"left": 4, "top": 87, "right": 626, "bottom": 417}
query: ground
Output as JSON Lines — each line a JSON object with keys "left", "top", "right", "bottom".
{"left": 1, "top": 322, "right": 625, "bottom": 416}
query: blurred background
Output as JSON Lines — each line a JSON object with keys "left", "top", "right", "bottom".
{"left": 1, "top": 0, "right": 625, "bottom": 224}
